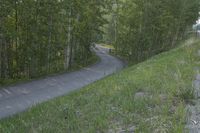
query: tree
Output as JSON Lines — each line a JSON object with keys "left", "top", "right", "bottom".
{"left": 0, "top": 0, "right": 108, "bottom": 85}
{"left": 105, "top": 0, "right": 199, "bottom": 62}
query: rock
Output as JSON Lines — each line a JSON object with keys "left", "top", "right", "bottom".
{"left": 134, "top": 92, "right": 147, "bottom": 100}
{"left": 108, "top": 125, "right": 135, "bottom": 133}
{"left": 193, "top": 80, "right": 200, "bottom": 98}
{"left": 198, "top": 50, "right": 200, "bottom": 57}
{"left": 196, "top": 74, "right": 200, "bottom": 81}
{"left": 179, "top": 60, "right": 186, "bottom": 65}
{"left": 159, "top": 94, "right": 168, "bottom": 102}
{"left": 119, "top": 126, "right": 135, "bottom": 133}
{"left": 193, "top": 67, "right": 200, "bottom": 73}
{"left": 128, "top": 126, "right": 135, "bottom": 133}
{"left": 134, "top": 91, "right": 153, "bottom": 100}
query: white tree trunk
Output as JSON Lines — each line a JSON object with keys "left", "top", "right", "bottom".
{"left": 0, "top": 34, "right": 2, "bottom": 78}
{"left": 64, "top": 7, "right": 72, "bottom": 70}
{"left": 47, "top": 15, "right": 52, "bottom": 72}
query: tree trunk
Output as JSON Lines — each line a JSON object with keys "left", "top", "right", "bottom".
{"left": 15, "top": 0, "right": 19, "bottom": 77}
{"left": 48, "top": 14, "right": 53, "bottom": 72}
{"left": 64, "top": 7, "right": 72, "bottom": 70}
{"left": 0, "top": 34, "right": 2, "bottom": 79}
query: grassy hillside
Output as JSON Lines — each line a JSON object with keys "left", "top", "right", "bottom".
{"left": 0, "top": 38, "right": 200, "bottom": 132}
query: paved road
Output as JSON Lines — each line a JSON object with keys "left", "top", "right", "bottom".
{"left": 0, "top": 45, "right": 125, "bottom": 119}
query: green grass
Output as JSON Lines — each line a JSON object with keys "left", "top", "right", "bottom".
{"left": 0, "top": 38, "right": 200, "bottom": 133}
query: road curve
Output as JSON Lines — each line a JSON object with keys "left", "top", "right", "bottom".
{"left": 0, "top": 45, "right": 125, "bottom": 119}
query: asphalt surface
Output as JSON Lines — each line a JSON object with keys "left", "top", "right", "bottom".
{"left": 0, "top": 45, "right": 125, "bottom": 119}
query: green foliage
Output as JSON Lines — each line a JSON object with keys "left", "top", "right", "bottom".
{"left": 0, "top": 0, "right": 107, "bottom": 85}
{"left": 105, "top": 0, "right": 199, "bottom": 63}
{"left": 0, "top": 38, "right": 199, "bottom": 132}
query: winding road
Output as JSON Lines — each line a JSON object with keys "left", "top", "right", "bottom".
{"left": 0, "top": 45, "right": 125, "bottom": 119}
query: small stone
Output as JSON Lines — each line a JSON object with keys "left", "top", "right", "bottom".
{"left": 119, "top": 126, "right": 135, "bottom": 133}
{"left": 196, "top": 74, "right": 200, "bottom": 81}
{"left": 179, "top": 60, "right": 186, "bottom": 64}
{"left": 128, "top": 126, "right": 135, "bottom": 132}
{"left": 194, "top": 67, "right": 200, "bottom": 73}
{"left": 159, "top": 94, "right": 168, "bottom": 102}
{"left": 134, "top": 92, "right": 148, "bottom": 100}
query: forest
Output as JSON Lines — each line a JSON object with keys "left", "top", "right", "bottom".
{"left": 0, "top": 0, "right": 199, "bottom": 85}
{"left": 0, "top": 0, "right": 109, "bottom": 84}
{"left": 105, "top": 0, "right": 199, "bottom": 62}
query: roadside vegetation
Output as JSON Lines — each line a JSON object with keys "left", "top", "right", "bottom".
{"left": 104, "top": 0, "right": 199, "bottom": 64}
{"left": 0, "top": 0, "right": 200, "bottom": 132}
{"left": 0, "top": 38, "right": 199, "bottom": 132}
{"left": 0, "top": 0, "right": 109, "bottom": 86}
{"left": 1, "top": 1, "right": 199, "bottom": 86}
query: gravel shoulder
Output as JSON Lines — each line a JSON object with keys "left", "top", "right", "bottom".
{"left": 186, "top": 74, "right": 200, "bottom": 133}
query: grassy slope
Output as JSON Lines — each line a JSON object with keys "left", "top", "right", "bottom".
{"left": 0, "top": 38, "right": 200, "bottom": 133}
